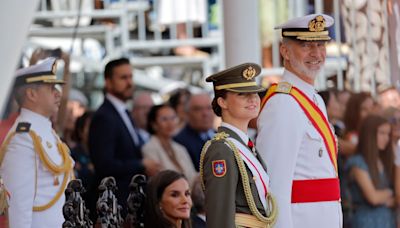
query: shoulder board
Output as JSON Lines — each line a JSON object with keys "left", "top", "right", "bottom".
{"left": 275, "top": 82, "right": 293, "bottom": 94}
{"left": 212, "top": 132, "right": 229, "bottom": 141}
{"left": 16, "top": 122, "right": 31, "bottom": 133}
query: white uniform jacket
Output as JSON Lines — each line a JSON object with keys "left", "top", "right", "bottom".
{"left": 1, "top": 108, "right": 73, "bottom": 228}
{"left": 256, "top": 70, "right": 343, "bottom": 228}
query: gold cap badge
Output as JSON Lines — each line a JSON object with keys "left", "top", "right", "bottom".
{"left": 308, "top": 15, "right": 326, "bottom": 32}
{"left": 242, "top": 66, "right": 256, "bottom": 80}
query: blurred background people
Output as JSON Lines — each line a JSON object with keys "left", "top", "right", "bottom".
{"left": 131, "top": 91, "right": 154, "bottom": 143}
{"left": 89, "top": 58, "right": 160, "bottom": 216}
{"left": 318, "top": 89, "right": 343, "bottom": 135}
{"left": 142, "top": 104, "right": 197, "bottom": 185}
{"left": 191, "top": 176, "right": 206, "bottom": 228}
{"left": 62, "top": 89, "right": 88, "bottom": 148}
{"left": 319, "top": 89, "right": 352, "bottom": 226}
{"left": 383, "top": 107, "right": 400, "bottom": 226}
{"left": 346, "top": 115, "right": 395, "bottom": 228}
{"left": 168, "top": 88, "right": 192, "bottom": 133}
{"left": 70, "top": 111, "right": 95, "bottom": 202}
{"left": 174, "top": 93, "right": 215, "bottom": 171}
{"left": 343, "top": 92, "right": 375, "bottom": 156}
{"left": 144, "top": 170, "right": 192, "bottom": 228}
{"left": 379, "top": 87, "right": 400, "bottom": 110}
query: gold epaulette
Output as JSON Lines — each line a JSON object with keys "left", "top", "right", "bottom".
{"left": 16, "top": 122, "right": 31, "bottom": 133}
{"left": 212, "top": 131, "right": 230, "bottom": 141}
{"left": 275, "top": 82, "right": 293, "bottom": 94}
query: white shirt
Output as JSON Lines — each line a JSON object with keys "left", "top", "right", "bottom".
{"left": 256, "top": 70, "right": 343, "bottom": 228}
{"left": 106, "top": 93, "right": 140, "bottom": 145}
{"left": 221, "top": 122, "right": 249, "bottom": 145}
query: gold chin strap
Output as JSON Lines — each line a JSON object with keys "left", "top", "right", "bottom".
{"left": 200, "top": 133, "right": 278, "bottom": 227}
{"left": 215, "top": 82, "right": 257, "bottom": 90}
{"left": 25, "top": 75, "right": 57, "bottom": 83}
{"left": 0, "top": 130, "right": 74, "bottom": 212}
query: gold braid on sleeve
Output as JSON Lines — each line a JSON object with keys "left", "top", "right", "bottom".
{"left": 199, "top": 139, "right": 212, "bottom": 191}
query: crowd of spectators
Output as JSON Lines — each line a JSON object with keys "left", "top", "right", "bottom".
{"left": 4, "top": 52, "right": 400, "bottom": 227}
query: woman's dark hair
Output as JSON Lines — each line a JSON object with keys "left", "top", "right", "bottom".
{"left": 72, "top": 111, "right": 93, "bottom": 143}
{"left": 357, "top": 115, "right": 394, "bottom": 188}
{"left": 344, "top": 92, "right": 372, "bottom": 134}
{"left": 318, "top": 89, "right": 340, "bottom": 107}
{"left": 144, "top": 170, "right": 191, "bottom": 228}
{"left": 146, "top": 104, "right": 174, "bottom": 135}
{"left": 211, "top": 90, "right": 228, "bottom": 117}
{"left": 168, "top": 88, "right": 191, "bottom": 111}
{"left": 318, "top": 90, "right": 331, "bottom": 107}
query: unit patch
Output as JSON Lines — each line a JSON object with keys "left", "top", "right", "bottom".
{"left": 212, "top": 160, "right": 227, "bottom": 177}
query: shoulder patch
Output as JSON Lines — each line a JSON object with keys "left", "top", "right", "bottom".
{"left": 212, "top": 160, "right": 227, "bottom": 177}
{"left": 276, "top": 82, "right": 293, "bottom": 94}
{"left": 213, "top": 132, "right": 229, "bottom": 141}
{"left": 16, "top": 122, "right": 31, "bottom": 133}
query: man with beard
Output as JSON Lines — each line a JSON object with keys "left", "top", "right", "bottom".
{"left": 256, "top": 14, "right": 343, "bottom": 227}
{"left": 89, "top": 58, "right": 160, "bottom": 216}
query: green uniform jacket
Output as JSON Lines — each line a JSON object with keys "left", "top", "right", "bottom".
{"left": 202, "top": 126, "right": 268, "bottom": 228}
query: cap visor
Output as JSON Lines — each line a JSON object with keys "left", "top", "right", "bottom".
{"left": 43, "top": 79, "right": 65, "bottom": 84}
{"left": 225, "top": 85, "right": 266, "bottom": 93}
{"left": 296, "top": 36, "right": 331, "bottom": 41}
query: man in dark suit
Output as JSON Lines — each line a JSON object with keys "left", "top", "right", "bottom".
{"left": 174, "top": 93, "right": 215, "bottom": 171}
{"left": 89, "top": 58, "right": 160, "bottom": 215}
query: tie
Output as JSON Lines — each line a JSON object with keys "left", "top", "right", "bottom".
{"left": 125, "top": 109, "right": 144, "bottom": 147}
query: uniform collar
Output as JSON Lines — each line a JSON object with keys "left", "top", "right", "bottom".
{"left": 221, "top": 122, "right": 249, "bottom": 144}
{"left": 282, "top": 69, "right": 317, "bottom": 97}
{"left": 19, "top": 108, "right": 52, "bottom": 129}
{"left": 106, "top": 93, "right": 129, "bottom": 113}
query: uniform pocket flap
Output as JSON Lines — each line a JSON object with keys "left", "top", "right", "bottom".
{"left": 306, "top": 128, "right": 321, "bottom": 141}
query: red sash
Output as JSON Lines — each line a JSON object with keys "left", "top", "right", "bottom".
{"left": 261, "top": 82, "right": 338, "bottom": 174}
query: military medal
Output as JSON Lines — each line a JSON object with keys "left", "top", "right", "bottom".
{"left": 53, "top": 176, "right": 59, "bottom": 186}
{"left": 46, "top": 141, "right": 52, "bottom": 149}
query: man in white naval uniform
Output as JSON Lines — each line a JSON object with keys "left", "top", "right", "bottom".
{"left": 257, "top": 14, "right": 343, "bottom": 228}
{"left": 0, "top": 58, "right": 74, "bottom": 228}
